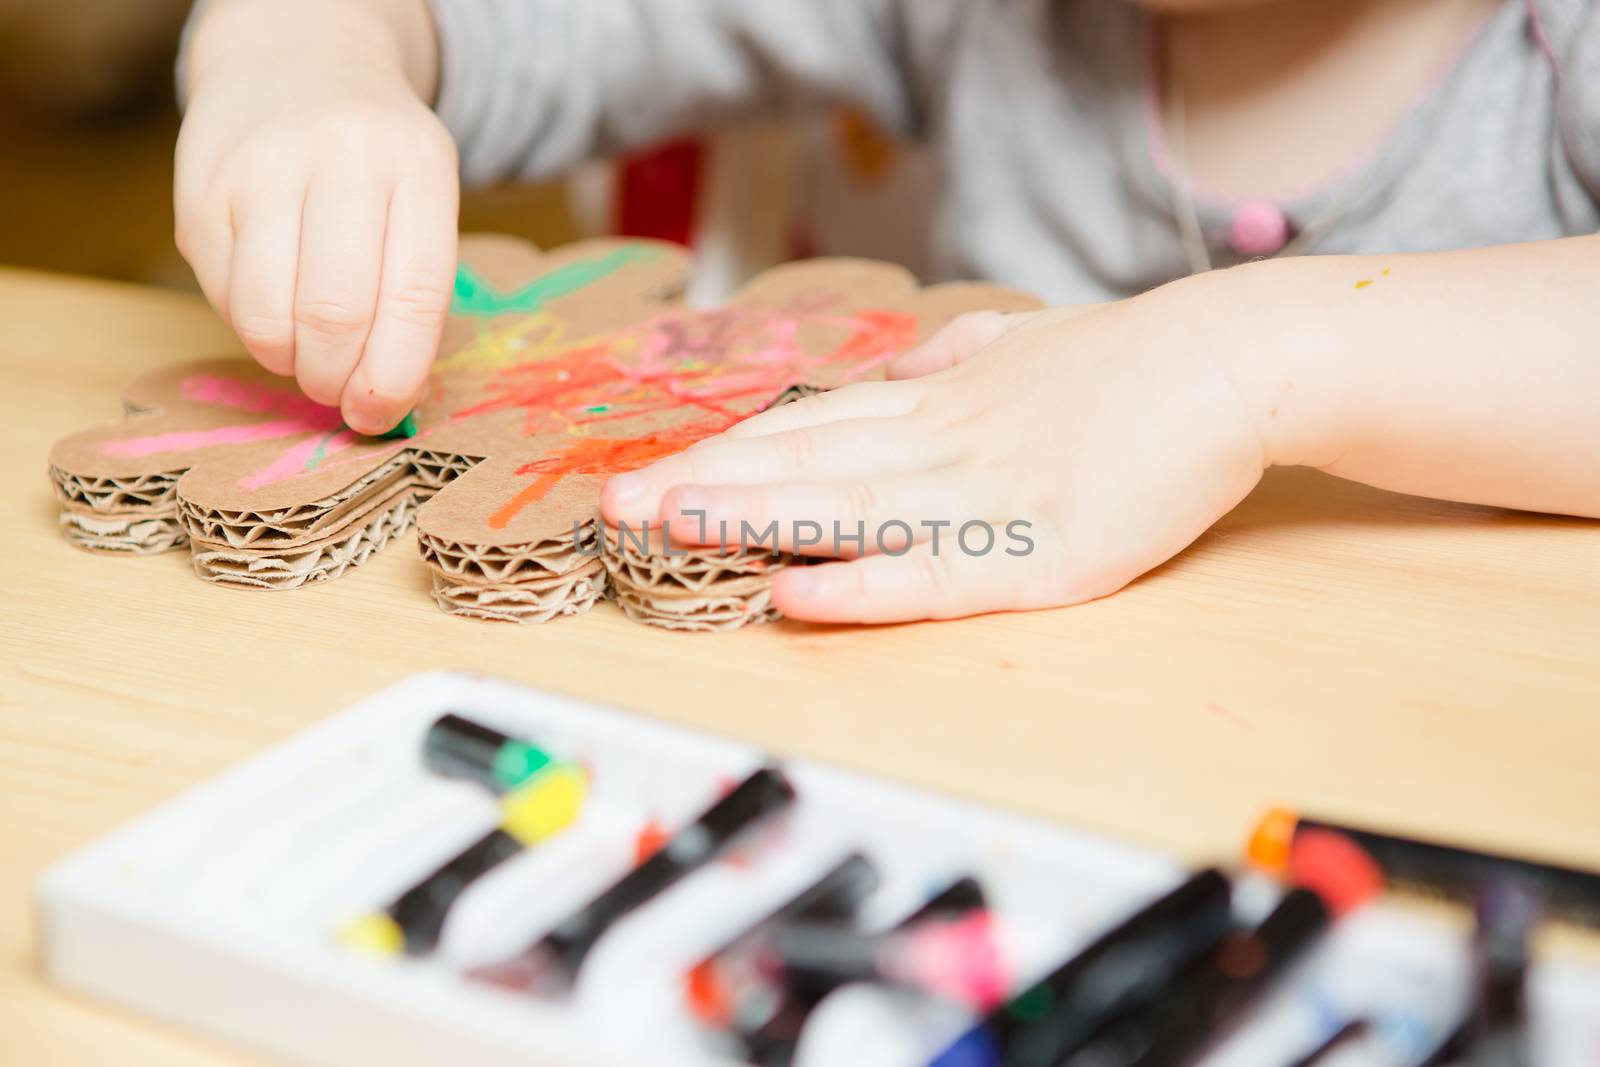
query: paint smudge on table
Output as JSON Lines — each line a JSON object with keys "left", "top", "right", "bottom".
{"left": 1204, "top": 701, "right": 1251, "bottom": 729}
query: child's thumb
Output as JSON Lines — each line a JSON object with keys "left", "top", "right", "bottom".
{"left": 887, "top": 310, "right": 1028, "bottom": 379}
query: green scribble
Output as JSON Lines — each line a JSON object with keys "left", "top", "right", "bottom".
{"left": 304, "top": 429, "right": 340, "bottom": 471}
{"left": 451, "top": 246, "right": 658, "bottom": 318}
{"left": 584, "top": 404, "right": 610, "bottom": 414}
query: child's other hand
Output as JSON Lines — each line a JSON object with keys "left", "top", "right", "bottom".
{"left": 601, "top": 280, "right": 1284, "bottom": 623}
{"left": 175, "top": 1, "right": 458, "bottom": 434}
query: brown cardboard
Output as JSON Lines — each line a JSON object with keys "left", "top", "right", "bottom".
{"left": 49, "top": 234, "right": 1039, "bottom": 627}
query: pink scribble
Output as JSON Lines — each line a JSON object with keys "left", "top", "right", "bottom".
{"left": 237, "top": 428, "right": 361, "bottom": 490}
{"left": 105, "top": 374, "right": 344, "bottom": 459}
{"left": 104, "top": 420, "right": 325, "bottom": 458}
{"left": 180, "top": 373, "right": 340, "bottom": 423}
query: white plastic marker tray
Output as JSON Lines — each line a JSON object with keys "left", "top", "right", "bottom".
{"left": 35, "top": 672, "right": 1600, "bottom": 1067}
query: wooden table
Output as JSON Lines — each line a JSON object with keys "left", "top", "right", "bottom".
{"left": 4, "top": 267, "right": 1599, "bottom": 1066}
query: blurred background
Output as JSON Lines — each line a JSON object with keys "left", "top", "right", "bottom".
{"left": 0, "top": 0, "right": 576, "bottom": 290}
{"left": 0, "top": 1, "right": 934, "bottom": 299}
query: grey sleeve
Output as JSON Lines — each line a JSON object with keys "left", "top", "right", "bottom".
{"left": 1553, "top": 0, "right": 1600, "bottom": 211}
{"left": 424, "top": 0, "right": 961, "bottom": 186}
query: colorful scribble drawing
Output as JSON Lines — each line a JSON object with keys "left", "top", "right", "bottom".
{"left": 48, "top": 235, "right": 1038, "bottom": 630}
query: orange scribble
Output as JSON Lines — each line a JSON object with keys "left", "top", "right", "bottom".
{"left": 473, "top": 305, "right": 920, "bottom": 530}
{"left": 486, "top": 421, "right": 729, "bottom": 529}
{"left": 832, "top": 310, "right": 918, "bottom": 365}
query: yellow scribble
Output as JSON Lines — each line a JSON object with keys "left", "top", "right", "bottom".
{"left": 1381, "top": 267, "right": 1391, "bottom": 276}
{"left": 1354, "top": 279, "right": 1373, "bottom": 289}
{"left": 436, "top": 311, "right": 568, "bottom": 371}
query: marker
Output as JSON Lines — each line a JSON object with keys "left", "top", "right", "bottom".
{"left": 471, "top": 765, "right": 797, "bottom": 992}
{"left": 339, "top": 760, "right": 588, "bottom": 956}
{"left": 742, "top": 876, "right": 988, "bottom": 1067}
{"left": 377, "top": 410, "right": 419, "bottom": 439}
{"left": 1415, "top": 1014, "right": 1474, "bottom": 1067}
{"left": 423, "top": 713, "right": 560, "bottom": 794}
{"left": 1061, "top": 834, "right": 1381, "bottom": 1067}
{"left": 929, "top": 868, "right": 1233, "bottom": 1067}
{"left": 770, "top": 911, "right": 1011, "bottom": 1009}
{"left": 1279, "top": 1020, "right": 1372, "bottom": 1067}
{"left": 1248, "top": 806, "right": 1600, "bottom": 927}
{"left": 1469, "top": 880, "right": 1537, "bottom": 1067}
{"left": 687, "top": 853, "right": 882, "bottom": 1029}
{"left": 1418, "top": 880, "right": 1539, "bottom": 1067}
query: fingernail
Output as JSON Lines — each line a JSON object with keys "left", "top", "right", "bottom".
{"left": 608, "top": 473, "right": 646, "bottom": 506}
{"left": 345, "top": 406, "right": 385, "bottom": 435}
{"left": 344, "top": 390, "right": 392, "bottom": 433}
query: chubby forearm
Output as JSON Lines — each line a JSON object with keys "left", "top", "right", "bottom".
{"left": 184, "top": 0, "right": 439, "bottom": 103}
{"left": 1211, "top": 237, "right": 1600, "bottom": 518}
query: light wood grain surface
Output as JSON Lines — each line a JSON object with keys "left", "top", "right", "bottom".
{"left": 3, "top": 267, "right": 1599, "bottom": 1067}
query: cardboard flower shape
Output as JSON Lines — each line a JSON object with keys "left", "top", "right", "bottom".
{"left": 50, "top": 235, "right": 1037, "bottom": 629}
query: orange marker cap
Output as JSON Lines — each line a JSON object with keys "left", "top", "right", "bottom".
{"left": 686, "top": 959, "right": 731, "bottom": 1026}
{"left": 1246, "top": 806, "right": 1300, "bottom": 876}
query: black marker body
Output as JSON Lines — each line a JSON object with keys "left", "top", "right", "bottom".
{"left": 690, "top": 855, "right": 881, "bottom": 1044}
{"left": 743, "top": 876, "right": 989, "bottom": 1067}
{"left": 1065, "top": 887, "right": 1331, "bottom": 1067}
{"left": 930, "top": 868, "right": 1232, "bottom": 1067}
{"left": 388, "top": 827, "right": 524, "bottom": 955}
{"left": 1296, "top": 816, "right": 1600, "bottom": 928}
{"left": 424, "top": 714, "right": 516, "bottom": 787}
{"left": 477, "top": 765, "right": 797, "bottom": 991}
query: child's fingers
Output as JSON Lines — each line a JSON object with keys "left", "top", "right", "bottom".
{"left": 770, "top": 535, "right": 1044, "bottom": 623}
{"left": 341, "top": 172, "right": 459, "bottom": 433}
{"left": 657, "top": 473, "right": 983, "bottom": 557}
{"left": 887, "top": 306, "right": 1101, "bottom": 380}
{"left": 886, "top": 310, "right": 1024, "bottom": 380}
{"left": 175, "top": 199, "right": 235, "bottom": 328}
{"left": 225, "top": 185, "right": 305, "bottom": 377}
{"left": 601, "top": 418, "right": 945, "bottom": 527}
{"left": 292, "top": 177, "right": 387, "bottom": 408}
{"left": 723, "top": 380, "right": 921, "bottom": 440}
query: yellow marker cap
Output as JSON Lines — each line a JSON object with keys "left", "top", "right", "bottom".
{"left": 338, "top": 912, "right": 405, "bottom": 957}
{"left": 1246, "top": 806, "right": 1300, "bottom": 876}
{"left": 500, "top": 763, "right": 588, "bottom": 845}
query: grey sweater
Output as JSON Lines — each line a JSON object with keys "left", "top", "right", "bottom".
{"left": 432, "top": 1, "right": 1599, "bottom": 300}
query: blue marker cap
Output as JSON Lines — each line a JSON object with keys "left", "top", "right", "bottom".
{"left": 928, "top": 1026, "right": 1001, "bottom": 1067}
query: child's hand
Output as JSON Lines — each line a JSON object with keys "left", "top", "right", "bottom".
{"left": 601, "top": 279, "right": 1285, "bottom": 623}
{"left": 175, "top": 0, "right": 458, "bottom": 434}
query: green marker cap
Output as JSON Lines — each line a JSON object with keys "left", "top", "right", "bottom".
{"left": 423, "top": 713, "right": 555, "bottom": 793}
{"left": 491, "top": 740, "right": 554, "bottom": 791}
